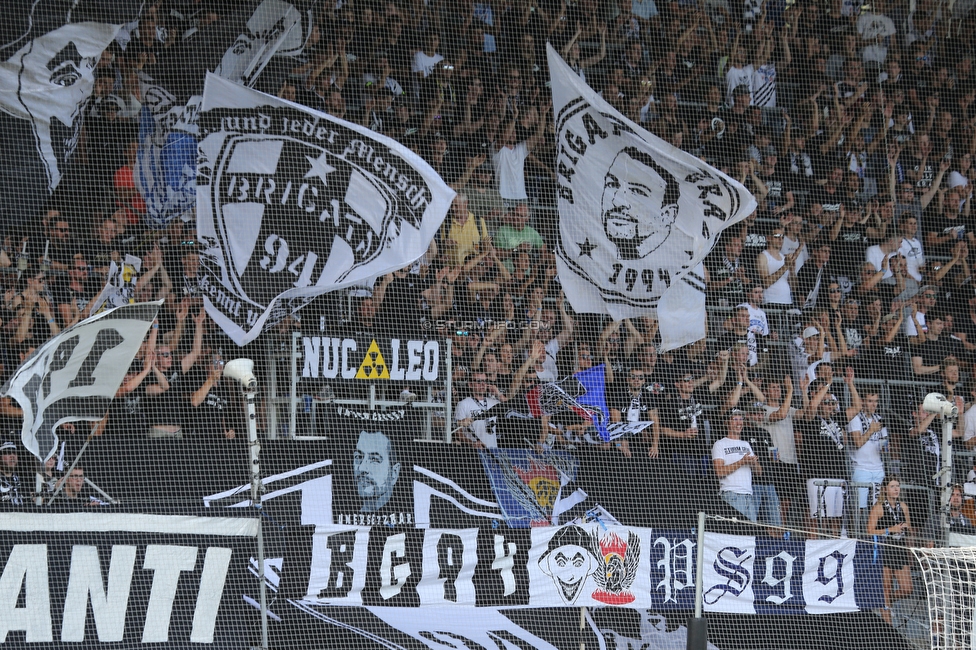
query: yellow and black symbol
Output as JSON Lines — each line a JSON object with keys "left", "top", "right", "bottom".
{"left": 356, "top": 340, "right": 390, "bottom": 379}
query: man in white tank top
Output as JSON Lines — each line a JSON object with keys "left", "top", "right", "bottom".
{"left": 848, "top": 391, "right": 888, "bottom": 509}
{"left": 755, "top": 226, "right": 798, "bottom": 307}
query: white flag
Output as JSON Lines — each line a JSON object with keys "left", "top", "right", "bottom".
{"left": 547, "top": 44, "right": 756, "bottom": 351}
{"left": 1, "top": 302, "right": 161, "bottom": 461}
{"left": 196, "top": 73, "right": 456, "bottom": 345}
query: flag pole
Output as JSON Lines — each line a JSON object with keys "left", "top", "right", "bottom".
{"left": 687, "top": 511, "right": 708, "bottom": 650}
{"left": 46, "top": 428, "right": 99, "bottom": 505}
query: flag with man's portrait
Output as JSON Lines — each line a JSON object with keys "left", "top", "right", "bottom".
{"left": 546, "top": 44, "right": 757, "bottom": 351}
{"left": 0, "top": 0, "right": 144, "bottom": 225}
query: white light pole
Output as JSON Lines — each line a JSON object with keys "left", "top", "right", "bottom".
{"left": 922, "top": 393, "right": 960, "bottom": 542}
{"left": 224, "top": 358, "right": 268, "bottom": 649}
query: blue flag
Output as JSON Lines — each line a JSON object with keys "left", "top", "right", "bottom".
{"left": 573, "top": 365, "right": 611, "bottom": 442}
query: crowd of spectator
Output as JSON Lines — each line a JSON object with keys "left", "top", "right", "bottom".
{"left": 3, "top": 0, "right": 976, "bottom": 586}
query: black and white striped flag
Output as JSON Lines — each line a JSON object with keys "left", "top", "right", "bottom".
{"left": 547, "top": 44, "right": 756, "bottom": 350}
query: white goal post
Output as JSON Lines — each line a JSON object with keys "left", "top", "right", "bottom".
{"left": 914, "top": 544, "right": 976, "bottom": 650}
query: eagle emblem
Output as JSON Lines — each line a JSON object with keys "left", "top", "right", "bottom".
{"left": 591, "top": 530, "right": 640, "bottom": 604}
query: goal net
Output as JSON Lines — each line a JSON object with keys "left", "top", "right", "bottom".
{"left": 2, "top": 0, "right": 976, "bottom": 649}
{"left": 915, "top": 543, "right": 976, "bottom": 650}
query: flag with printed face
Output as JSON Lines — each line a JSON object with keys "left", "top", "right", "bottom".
{"left": 196, "top": 74, "right": 455, "bottom": 345}
{"left": 1, "top": 302, "right": 160, "bottom": 461}
{"left": 0, "top": 0, "right": 143, "bottom": 225}
{"left": 546, "top": 43, "right": 757, "bottom": 351}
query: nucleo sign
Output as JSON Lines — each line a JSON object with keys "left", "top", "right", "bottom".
{"left": 302, "top": 337, "right": 441, "bottom": 382}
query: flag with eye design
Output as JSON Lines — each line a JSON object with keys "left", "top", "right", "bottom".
{"left": 547, "top": 44, "right": 757, "bottom": 351}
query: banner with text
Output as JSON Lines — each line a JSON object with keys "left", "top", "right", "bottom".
{"left": 287, "top": 524, "right": 882, "bottom": 614}
{"left": 0, "top": 513, "right": 258, "bottom": 648}
{"left": 300, "top": 335, "right": 443, "bottom": 382}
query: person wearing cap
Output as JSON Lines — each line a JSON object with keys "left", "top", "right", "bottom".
{"left": 0, "top": 439, "right": 23, "bottom": 507}
{"left": 712, "top": 409, "right": 762, "bottom": 522}
{"left": 790, "top": 324, "right": 827, "bottom": 389}
{"left": 797, "top": 367, "right": 862, "bottom": 535}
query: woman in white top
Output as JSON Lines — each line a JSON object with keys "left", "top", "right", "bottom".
{"left": 756, "top": 227, "right": 798, "bottom": 306}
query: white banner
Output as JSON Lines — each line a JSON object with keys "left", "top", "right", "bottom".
{"left": 196, "top": 74, "right": 455, "bottom": 345}
{"left": 298, "top": 524, "right": 881, "bottom": 613}
{"left": 1, "top": 302, "right": 160, "bottom": 461}
{"left": 702, "top": 533, "right": 757, "bottom": 614}
{"left": 802, "top": 539, "right": 858, "bottom": 614}
{"left": 547, "top": 43, "right": 756, "bottom": 350}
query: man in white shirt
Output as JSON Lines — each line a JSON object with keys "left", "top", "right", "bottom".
{"left": 412, "top": 32, "right": 444, "bottom": 78}
{"left": 753, "top": 375, "right": 809, "bottom": 519}
{"left": 865, "top": 235, "right": 900, "bottom": 280}
{"left": 897, "top": 215, "right": 925, "bottom": 283}
{"left": 963, "top": 381, "right": 976, "bottom": 450}
{"left": 533, "top": 300, "right": 576, "bottom": 380}
{"left": 455, "top": 371, "right": 501, "bottom": 449}
{"left": 492, "top": 97, "right": 548, "bottom": 204}
{"left": 904, "top": 285, "right": 936, "bottom": 337}
{"left": 847, "top": 391, "right": 888, "bottom": 508}
{"left": 713, "top": 409, "right": 762, "bottom": 521}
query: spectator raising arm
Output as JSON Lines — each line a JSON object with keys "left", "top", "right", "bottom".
{"left": 183, "top": 308, "right": 207, "bottom": 374}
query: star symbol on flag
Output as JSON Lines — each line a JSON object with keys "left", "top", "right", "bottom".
{"left": 577, "top": 239, "right": 597, "bottom": 257}
{"left": 304, "top": 152, "right": 337, "bottom": 186}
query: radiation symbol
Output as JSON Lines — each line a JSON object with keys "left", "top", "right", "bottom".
{"left": 356, "top": 340, "right": 390, "bottom": 380}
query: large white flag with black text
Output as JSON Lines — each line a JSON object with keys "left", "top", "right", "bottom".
{"left": 196, "top": 74, "right": 456, "bottom": 345}
{"left": 547, "top": 44, "right": 756, "bottom": 350}
{"left": 1, "top": 302, "right": 160, "bottom": 461}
